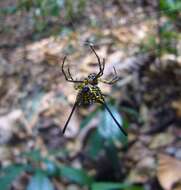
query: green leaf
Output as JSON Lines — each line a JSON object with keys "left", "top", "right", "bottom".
{"left": 0, "top": 165, "right": 25, "bottom": 190}
{"left": 139, "top": 35, "right": 157, "bottom": 53}
{"left": 105, "top": 142, "right": 120, "bottom": 171}
{"left": 57, "top": 0, "right": 65, "bottom": 7}
{"left": 98, "top": 105, "right": 127, "bottom": 144}
{"left": 59, "top": 165, "right": 93, "bottom": 186}
{"left": 86, "top": 130, "right": 104, "bottom": 159}
{"left": 43, "top": 160, "right": 58, "bottom": 176}
{"left": 120, "top": 106, "right": 139, "bottom": 119}
{"left": 77, "top": 0, "right": 86, "bottom": 15}
{"left": 48, "top": 148, "right": 68, "bottom": 160}
{"left": 0, "top": 6, "right": 17, "bottom": 15}
{"left": 27, "top": 171, "right": 55, "bottom": 190}
{"left": 50, "top": 4, "right": 60, "bottom": 16}
{"left": 160, "top": 0, "right": 181, "bottom": 10}
{"left": 80, "top": 108, "right": 99, "bottom": 129}
{"left": 21, "top": 149, "right": 43, "bottom": 162}
{"left": 92, "top": 182, "right": 144, "bottom": 190}
{"left": 160, "top": 0, "right": 181, "bottom": 19}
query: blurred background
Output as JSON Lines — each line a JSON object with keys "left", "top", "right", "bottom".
{"left": 0, "top": 0, "right": 181, "bottom": 190}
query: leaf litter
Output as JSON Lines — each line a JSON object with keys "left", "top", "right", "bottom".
{"left": 0, "top": 0, "right": 181, "bottom": 189}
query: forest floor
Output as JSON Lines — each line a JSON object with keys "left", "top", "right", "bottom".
{"left": 0, "top": 0, "right": 181, "bottom": 190}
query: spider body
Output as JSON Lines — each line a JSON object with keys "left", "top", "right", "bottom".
{"left": 61, "top": 45, "right": 127, "bottom": 136}
{"left": 87, "top": 73, "right": 98, "bottom": 85}
{"left": 76, "top": 82, "right": 104, "bottom": 106}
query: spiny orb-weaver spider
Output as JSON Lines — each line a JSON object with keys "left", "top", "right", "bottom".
{"left": 62, "top": 45, "right": 127, "bottom": 136}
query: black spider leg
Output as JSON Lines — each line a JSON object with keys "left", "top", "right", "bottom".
{"left": 100, "top": 101, "right": 127, "bottom": 136}
{"left": 62, "top": 56, "right": 83, "bottom": 83}
{"left": 62, "top": 100, "right": 79, "bottom": 134}
{"left": 89, "top": 45, "right": 105, "bottom": 78}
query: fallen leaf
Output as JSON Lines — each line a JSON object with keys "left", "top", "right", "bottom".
{"left": 149, "top": 133, "right": 174, "bottom": 149}
{"left": 126, "top": 141, "right": 152, "bottom": 162}
{"left": 0, "top": 110, "right": 26, "bottom": 144}
{"left": 127, "top": 156, "right": 156, "bottom": 183}
{"left": 172, "top": 100, "right": 181, "bottom": 118}
{"left": 157, "top": 154, "right": 181, "bottom": 190}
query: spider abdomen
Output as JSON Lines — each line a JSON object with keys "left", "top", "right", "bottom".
{"left": 77, "top": 85, "right": 104, "bottom": 106}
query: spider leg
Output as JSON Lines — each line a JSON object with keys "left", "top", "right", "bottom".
{"left": 67, "top": 67, "right": 74, "bottom": 80}
{"left": 100, "top": 101, "right": 127, "bottom": 136}
{"left": 89, "top": 45, "right": 105, "bottom": 78}
{"left": 100, "top": 66, "right": 119, "bottom": 84}
{"left": 99, "top": 58, "right": 105, "bottom": 76}
{"left": 62, "top": 56, "right": 83, "bottom": 83}
{"left": 62, "top": 100, "right": 78, "bottom": 134}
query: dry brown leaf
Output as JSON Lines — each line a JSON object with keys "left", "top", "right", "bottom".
{"left": 0, "top": 110, "right": 29, "bottom": 144}
{"left": 173, "top": 183, "right": 181, "bottom": 190}
{"left": 112, "top": 27, "right": 134, "bottom": 44}
{"left": 0, "top": 146, "right": 12, "bottom": 163}
{"left": 128, "top": 156, "right": 156, "bottom": 183}
{"left": 44, "top": 51, "right": 60, "bottom": 65}
{"left": 172, "top": 100, "right": 181, "bottom": 118}
{"left": 126, "top": 141, "right": 152, "bottom": 162}
{"left": 157, "top": 154, "right": 181, "bottom": 190}
{"left": 111, "top": 23, "right": 149, "bottom": 45}
{"left": 25, "top": 37, "right": 66, "bottom": 64}
{"left": 149, "top": 133, "right": 174, "bottom": 149}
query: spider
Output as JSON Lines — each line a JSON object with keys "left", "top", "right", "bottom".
{"left": 61, "top": 45, "right": 127, "bottom": 136}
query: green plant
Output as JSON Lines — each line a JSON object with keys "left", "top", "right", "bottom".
{"left": 160, "top": 0, "right": 181, "bottom": 19}
{"left": 139, "top": 0, "right": 180, "bottom": 56}
{"left": 0, "top": 0, "right": 86, "bottom": 32}
{"left": 0, "top": 147, "right": 145, "bottom": 190}
{"left": 0, "top": 149, "right": 93, "bottom": 190}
